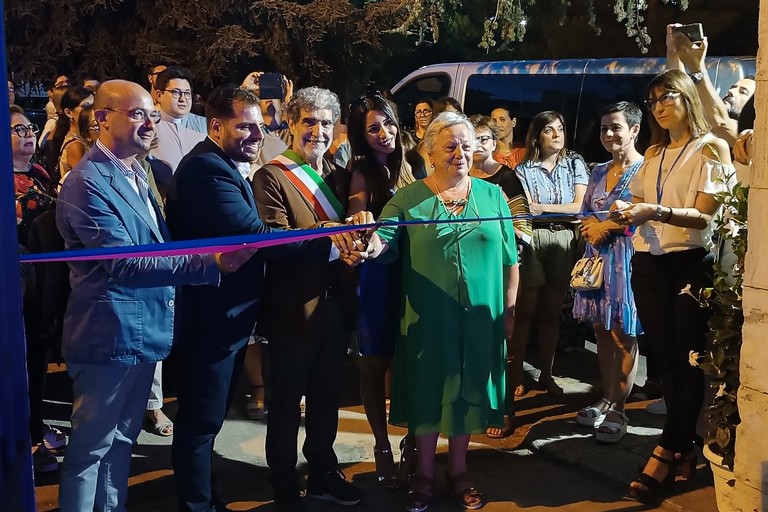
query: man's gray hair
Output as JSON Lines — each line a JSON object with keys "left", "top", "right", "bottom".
{"left": 285, "top": 86, "right": 341, "bottom": 124}
{"left": 421, "top": 111, "right": 476, "bottom": 154}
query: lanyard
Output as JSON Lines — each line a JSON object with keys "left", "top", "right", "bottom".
{"left": 655, "top": 137, "right": 693, "bottom": 203}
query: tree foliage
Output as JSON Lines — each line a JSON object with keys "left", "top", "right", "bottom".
{"left": 4, "top": 0, "right": 758, "bottom": 97}
{"left": 385, "top": 0, "right": 691, "bottom": 53}
{"left": 5, "top": 0, "right": 403, "bottom": 96}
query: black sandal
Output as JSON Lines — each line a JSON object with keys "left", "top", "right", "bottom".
{"left": 627, "top": 450, "right": 678, "bottom": 505}
{"left": 374, "top": 447, "right": 401, "bottom": 490}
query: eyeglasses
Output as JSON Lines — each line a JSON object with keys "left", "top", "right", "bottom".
{"left": 645, "top": 91, "right": 681, "bottom": 110}
{"left": 414, "top": 109, "right": 433, "bottom": 117}
{"left": 161, "top": 89, "right": 192, "bottom": 100}
{"left": 10, "top": 124, "right": 39, "bottom": 137}
{"left": 103, "top": 107, "right": 161, "bottom": 124}
{"left": 476, "top": 135, "right": 493, "bottom": 144}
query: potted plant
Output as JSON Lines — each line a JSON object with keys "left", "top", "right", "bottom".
{"left": 686, "top": 177, "right": 748, "bottom": 509}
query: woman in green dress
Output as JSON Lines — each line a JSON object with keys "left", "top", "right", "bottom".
{"left": 359, "top": 111, "right": 520, "bottom": 511}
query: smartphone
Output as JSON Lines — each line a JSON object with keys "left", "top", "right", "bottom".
{"left": 259, "top": 72, "right": 284, "bottom": 100}
{"left": 673, "top": 23, "right": 704, "bottom": 43}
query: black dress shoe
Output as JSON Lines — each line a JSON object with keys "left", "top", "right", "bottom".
{"left": 306, "top": 469, "right": 364, "bottom": 506}
{"left": 274, "top": 485, "right": 308, "bottom": 512}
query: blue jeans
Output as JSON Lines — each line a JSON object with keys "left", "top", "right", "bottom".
{"left": 58, "top": 362, "right": 155, "bottom": 512}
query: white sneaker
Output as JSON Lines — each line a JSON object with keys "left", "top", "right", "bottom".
{"left": 646, "top": 398, "right": 667, "bottom": 415}
{"left": 42, "top": 425, "right": 67, "bottom": 450}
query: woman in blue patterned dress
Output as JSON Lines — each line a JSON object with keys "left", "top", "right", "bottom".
{"left": 573, "top": 102, "right": 643, "bottom": 443}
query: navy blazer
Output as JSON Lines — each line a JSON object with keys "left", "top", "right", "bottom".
{"left": 166, "top": 138, "right": 331, "bottom": 352}
{"left": 56, "top": 145, "right": 220, "bottom": 365}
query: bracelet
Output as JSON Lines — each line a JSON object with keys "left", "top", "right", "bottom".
{"left": 663, "top": 207, "right": 673, "bottom": 223}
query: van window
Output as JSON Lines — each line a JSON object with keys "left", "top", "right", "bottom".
{"left": 464, "top": 73, "right": 651, "bottom": 163}
{"left": 391, "top": 73, "right": 451, "bottom": 130}
{"left": 577, "top": 74, "right": 653, "bottom": 161}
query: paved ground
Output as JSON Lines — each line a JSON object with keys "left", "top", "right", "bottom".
{"left": 34, "top": 343, "right": 718, "bottom": 512}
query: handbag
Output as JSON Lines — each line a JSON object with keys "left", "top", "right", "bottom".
{"left": 570, "top": 255, "right": 604, "bottom": 291}
{"left": 570, "top": 160, "right": 640, "bottom": 292}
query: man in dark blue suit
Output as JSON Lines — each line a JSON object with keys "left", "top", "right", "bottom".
{"left": 166, "top": 85, "right": 359, "bottom": 512}
{"left": 55, "top": 80, "right": 254, "bottom": 512}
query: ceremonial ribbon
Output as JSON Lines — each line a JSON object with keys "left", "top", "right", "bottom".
{"left": 19, "top": 211, "right": 615, "bottom": 264}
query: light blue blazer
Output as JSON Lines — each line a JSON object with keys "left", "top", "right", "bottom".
{"left": 56, "top": 145, "right": 220, "bottom": 365}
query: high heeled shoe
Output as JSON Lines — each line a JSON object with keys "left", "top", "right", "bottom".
{"left": 627, "top": 450, "right": 678, "bottom": 505}
{"left": 404, "top": 475, "right": 433, "bottom": 512}
{"left": 398, "top": 435, "right": 418, "bottom": 484}
{"left": 677, "top": 449, "right": 698, "bottom": 480}
{"left": 373, "top": 447, "right": 401, "bottom": 490}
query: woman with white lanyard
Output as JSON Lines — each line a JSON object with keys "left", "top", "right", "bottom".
{"left": 614, "top": 69, "right": 733, "bottom": 504}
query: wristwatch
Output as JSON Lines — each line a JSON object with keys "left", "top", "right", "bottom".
{"left": 652, "top": 204, "right": 665, "bottom": 221}
{"left": 689, "top": 71, "right": 704, "bottom": 84}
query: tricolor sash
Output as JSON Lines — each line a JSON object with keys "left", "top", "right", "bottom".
{"left": 271, "top": 150, "right": 345, "bottom": 221}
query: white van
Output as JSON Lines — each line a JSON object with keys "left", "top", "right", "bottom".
{"left": 390, "top": 57, "right": 756, "bottom": 161}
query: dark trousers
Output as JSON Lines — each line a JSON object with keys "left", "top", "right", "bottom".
{"left": 266, "top": 296, "right": 346, "bottom": 490}
{"left": 172, "top": 343, "right": 247, "bottom": 512}
{"left": 24, "top": 302, "right": 49, "bottom": 444}
{"left": 631, "top": 248, "right": 713, "bottom": 453}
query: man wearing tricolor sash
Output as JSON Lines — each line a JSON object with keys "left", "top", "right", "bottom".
{"left": 252, "top": 87, "right": 365, "bottom": 511}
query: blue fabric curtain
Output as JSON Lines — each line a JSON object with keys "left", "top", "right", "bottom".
{"left": 0, "top": 0, "right": 37, "bottom": 507}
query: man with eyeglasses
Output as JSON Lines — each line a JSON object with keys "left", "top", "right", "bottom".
{"left": 55, "top": 79, "right": 256, "bottom": 512}
{"left": 146, "top": 65, "right": 205, "bottom": 440}
{"left": 151, "top": 66, "right": 207, "bottom": 180}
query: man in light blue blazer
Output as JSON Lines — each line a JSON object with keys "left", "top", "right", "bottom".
{"left": 55, "top": 80, "right": 254, "bottom": 512}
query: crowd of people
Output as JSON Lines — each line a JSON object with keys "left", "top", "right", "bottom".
{"left": 9, "top": 22, "right": 757, "bottom": 512}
